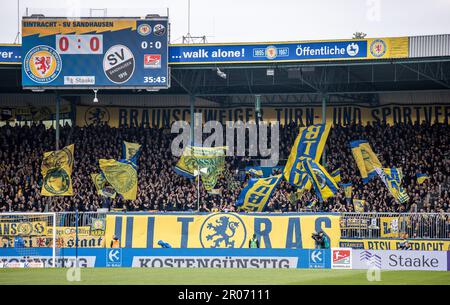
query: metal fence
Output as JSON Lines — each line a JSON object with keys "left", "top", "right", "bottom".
{"left": 48, "top": 212, "right": 449, "bottom": 240}
{"left": 56, "top": 212, "right": 107, "bottom": 227}
{"left": 340, "top": 212, "right": 450, "bottom": 240}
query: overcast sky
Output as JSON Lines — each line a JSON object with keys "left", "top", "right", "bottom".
{"left": 1, "top": 0, "right": 450, "bottom": 44}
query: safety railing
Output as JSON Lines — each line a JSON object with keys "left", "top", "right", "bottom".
{"left": 11, "top": 211, "right": 449, "bottom": 240}
{"left": 55, "top": 211, "right": 107, "bottom": 227}
{"left": 340, "top": 212, "right": 450, "bottom": 240}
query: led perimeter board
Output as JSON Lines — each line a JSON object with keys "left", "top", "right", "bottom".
{"left": 22, "top": 17, "right": 169, "bottom": 90}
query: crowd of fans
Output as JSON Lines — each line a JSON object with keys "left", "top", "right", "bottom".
{"left": 0, "top": 120, "right": 448, "bottom": 214}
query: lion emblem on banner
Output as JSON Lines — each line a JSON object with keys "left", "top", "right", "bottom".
{"left": 85, "top": 107, "right": 110, "bottom": 126}
{"left": 199, "top": 213, "right": 246, "bottom": 248}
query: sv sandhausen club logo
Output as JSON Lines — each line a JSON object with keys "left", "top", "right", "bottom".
{"left": 199, "top": 213, "right": 247, "bottom": 248}
{"left": 153, "top": 24, "right": 166, "bottom": 36}
{"left": 24, "top": 45, "right": 62, "bottom": 84}
{"left": 103, "top": 45, "right": 135, "bottom": 84}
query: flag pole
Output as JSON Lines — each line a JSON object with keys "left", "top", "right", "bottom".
{"left": 197, "top": 164, "right": 200, "bottom": 212}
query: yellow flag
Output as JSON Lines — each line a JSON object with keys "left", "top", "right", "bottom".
{"left": 350, "top": 140, "right": 382, "bottom": 183}
{"left": 376, "top": 167, "right": 409, "bottom": 204}
{"left": 331, "top": 168, "right": 341, "bottom": 184}
{"left": 41, "top": 144, "right": 74, "bottom": 196}
{"left": 122, "top": 141, "right": 141, "bottom": 164}
{"left": 91, "top": 173, "right": 116, "bottom": 198}
{"left": 284, "top": 124, "right": 331, "bottom": 188}
{"left": 353, "top": 199, "right": 366, "bottom": 212}
{"left": 174, "top": 146, "right": 227, "bottom": 191}
{"left": 342, "top": 182, "right": 353, "bottom": 200}
{"left": 302, "top": 158, "right": 339, "bottom": 202}
{"left": 236, "top": 175, "right": 282, "bottom": 212}
{"left": 99, "top": 159, "right": 137, "bottom": 200}
{"left": 416, "top": 173, "right": 430, "bottom": 184}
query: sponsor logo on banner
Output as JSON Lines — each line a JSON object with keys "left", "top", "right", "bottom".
{"left": 131, "top": 256, "right": 298, "bottom": 268}
{"left": 106, "top": 249, "right": 122, "bottom": 267}
{"left": 64, "top": 76, "right": 95, "bottom": 85}
{"left": 24, "top": 262, "right": 44, "bottom": 268}
{"left": 2, "top": 262, "right": 25, "bottom": 268}
{"left": 346, "top": 43, "right": 359, "bottom": 56}
{"left": 359, "top": 250, "right": 382, "bottom": 269}
{"left": 24, "top": 45, "right": 62, "bottom": 83}
{"left": 144, "top": 54, "right": 161, "bottom": 69}
{"left": 331, "top": 248, "right": 352, "bottom": 269}
{"left": 0, "top": 256, "right": 96, "bottom": 268}
{"left": 352, "top": 250, "right": 447, "bottom": 271}
{"left": 308, "top": 249, "right": 325, "bottom": 268}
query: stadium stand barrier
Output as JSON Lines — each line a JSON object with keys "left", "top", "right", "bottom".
{"left": 54, "top": 212, "right": 449, "bottom": 240}
{"left": 56, "top": 211, "right": 107, "bottom": 227}
{"left": 340, "top": 212, "right": 449, "bottom": 240}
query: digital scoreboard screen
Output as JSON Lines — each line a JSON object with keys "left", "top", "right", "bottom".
{"left": 22, "top": 17, "right": 169, "bottom": 89}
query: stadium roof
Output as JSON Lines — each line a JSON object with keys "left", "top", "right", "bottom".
{"left": 1, "top": 34, "right": 449, "bottom": 106}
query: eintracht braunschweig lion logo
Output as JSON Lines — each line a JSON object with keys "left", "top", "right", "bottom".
{"left": 199, "top": 213, "right": 247, "bottom": 248}
{"left": 370, "top": 39, "right": 387, "bottom": 57}
{"left": 85, "top": 107, "right": 110, "bottom": 126}
{"left": 24, "top": 45, "right": 62, "bottom": 84}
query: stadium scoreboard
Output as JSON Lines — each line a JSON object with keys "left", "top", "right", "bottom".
{"left": 21, "top": 17, "right": 170, "bottom": 90}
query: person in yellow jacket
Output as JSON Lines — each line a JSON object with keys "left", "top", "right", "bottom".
{"left": 110, "top": 235, "right": 120, "bottom": 248}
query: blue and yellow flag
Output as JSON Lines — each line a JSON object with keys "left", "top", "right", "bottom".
{"left": 235, "top": 175, "right": 282, "bottom": 212}
{"left": 40, "top": 144, "right": 74, "bottom": 196}
{"left": 174, "top": 146, "right": 227, "bottom": 191}
{"left": 99, "top": 159, "right": 138, "bottom": 201}
{"left": 91, "top": 172, "right": 117, "bottom": 198}
{"left": 416, "top": 173, "right": 430, "bottom": 184}
{"left": 331, "top": 168, "right": 341, "bottom": 184}
{"left": 301, "top": 158, "right": 339, "bottom": 202}
{"left": 375, "top": 167, "right": 409, "bottom": 204}
{"left": 122, "top": 141, "right": 141, "bottom": 165}
{"left": 247, "top": 167, "right": 264, "bottom": 177}
{"left": 284, "top": 124, "right": 331, "bottom": 188}
{"left": 305, "top": 200, "right": 317, "bottom": 209}
{"left": 353, "top": 199, "right": 366, "bottom": 212}
{"left": 350, "top": 140, "right": 382, "bottom": 183}
{"left": 341, "top": 182, "right": 353, "bottom": 200}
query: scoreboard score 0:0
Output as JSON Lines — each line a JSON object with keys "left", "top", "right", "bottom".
{"left": 21, "top": 17, "right": 170, "bottom": 89}
{"left": 56, "top": 35, "right": 103, "bottom": 54}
